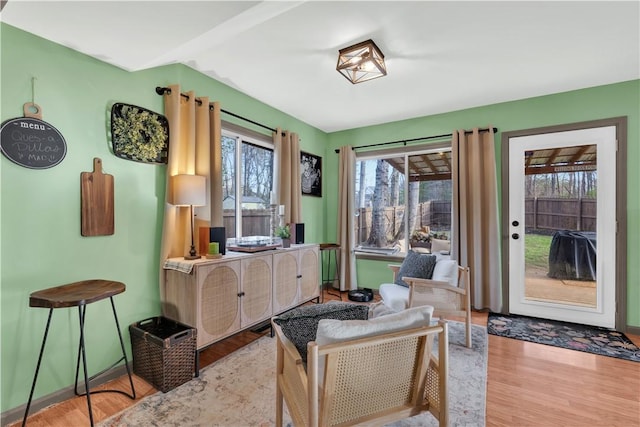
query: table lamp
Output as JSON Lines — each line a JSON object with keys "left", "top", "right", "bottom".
{"left": 171, "top": 174, "right": 206, "bottom": 259}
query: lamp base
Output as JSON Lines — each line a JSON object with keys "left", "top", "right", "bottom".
{"left": 184, "top": 244, "right": 200, "bottom": 260}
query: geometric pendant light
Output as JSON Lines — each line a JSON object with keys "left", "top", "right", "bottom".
{"left": 336, "top": 39, "right": 387, "bottom": 84}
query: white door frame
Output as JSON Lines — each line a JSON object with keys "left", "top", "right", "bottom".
{"left": 509, "top": 127, "right": 615, "bottom": 327}
{"left": 500, "top": 118, "right": 628, "bottom": 330}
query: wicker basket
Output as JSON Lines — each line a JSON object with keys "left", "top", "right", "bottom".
{"left": 130, "top": 317, "right": 196, "bottom": 392}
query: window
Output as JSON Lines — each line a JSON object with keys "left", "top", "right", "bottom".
{"left": 354, "top": 144, "right": 452, "bottom": 254}
{"left": 222, "top": 124, "right": 274, "bottom": 238}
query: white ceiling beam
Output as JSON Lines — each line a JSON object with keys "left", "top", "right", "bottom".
{"left": 139, "top": 1, "right": 307, "bottom": 71}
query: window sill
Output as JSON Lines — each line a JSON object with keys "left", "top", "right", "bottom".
{"left": 354, "top": 251, "right": 406, "bottom": 263}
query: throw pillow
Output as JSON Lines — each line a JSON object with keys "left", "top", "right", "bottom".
{"left": 273, "top": 302, "right": 369, "bottom": 364}
{"left": 432, "top": 259, "right": 458, "bottom": 286}
{"left": 394, "top": 251, "right": 437, "bottom": 288}
{"left": 314, "top": 305, "right": 434, "bottom": 383}
{"left": 316, "top": 305, "right": 434, "bottom": 346}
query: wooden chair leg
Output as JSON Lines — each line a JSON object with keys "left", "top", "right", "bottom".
{"left": 275, "top": 340, "right": 284, "bottom": 427}
{"left": 465, "top": 311, "right": 472, "bottom": 348}
{"left": 464, "top": 266, "right": 472, "bottom": 348}
{"left": 276, "top": 382, "right": 283, "bottom": 427}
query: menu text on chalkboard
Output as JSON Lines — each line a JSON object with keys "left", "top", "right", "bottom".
{"left": 0, "top": 117, "right": 67, "bottom": 169}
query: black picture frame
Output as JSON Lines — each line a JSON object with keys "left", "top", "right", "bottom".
{"left": 301, "top": 151, "right": 322, "bottom": 197}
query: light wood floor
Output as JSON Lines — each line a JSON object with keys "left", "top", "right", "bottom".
{"left": 12, "top": 290, "right": 640, "bottom": 427}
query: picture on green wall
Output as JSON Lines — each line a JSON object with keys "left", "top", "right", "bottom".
{"left": 301, "top": 151, "right": 321, "bottom": 197}
{"left": 110, "top": 103, "right": 169, "bottom": 164}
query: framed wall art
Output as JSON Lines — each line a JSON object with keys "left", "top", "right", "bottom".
{"left": 301, "top": 151, "right": 321, "bottom": 197}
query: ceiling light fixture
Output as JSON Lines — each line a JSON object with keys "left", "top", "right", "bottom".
{"left": 336, "top": 39, "right": 387, "bottom": 84}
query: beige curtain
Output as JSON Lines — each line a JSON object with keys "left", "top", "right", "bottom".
{"left": 159, "top": 84, "right": 222, "bottom": 283}
{"left": 273, "top": 128, "right": 302, "bottom": 224}
{"left": 452, "top": 127, "right": 502, "bottom": 311}
{"left": 338, "top": 146, "right": 357, "bottom": 291}
{"left": 209, "top": 102, "right": 223, "bottom": 227}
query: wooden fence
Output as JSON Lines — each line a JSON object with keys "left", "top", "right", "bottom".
{"left": 222, "top": 209, "right": 271, "bottom": 238}
{"left": 217, "top": 198, "right": 593, "bottom": 240}
{"left": 525, "top": 197, "right": 596, "bottom": 232}
{"left": 356, "top": 200, "right": 451, "bottom": 242}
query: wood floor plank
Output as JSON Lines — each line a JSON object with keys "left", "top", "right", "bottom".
{"left": 486, "top": 329, "right": 640, "bottom": 427}
{"left": 10, "top": 290, "right": 640, "bottom": 427}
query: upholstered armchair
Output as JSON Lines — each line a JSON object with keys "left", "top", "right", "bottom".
{"left": 272, "top": 304, "right": 449, "bottom": 427}
{"left": 379, "top": 254, "right": 472, "bottom": 348}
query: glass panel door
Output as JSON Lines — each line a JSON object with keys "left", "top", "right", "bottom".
{"left": 508, "top": 127, "right": 616, "bottom": 328}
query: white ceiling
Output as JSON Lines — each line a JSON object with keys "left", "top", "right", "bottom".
{"left": 2, "top": 1, "right": 639, "bottom": 133}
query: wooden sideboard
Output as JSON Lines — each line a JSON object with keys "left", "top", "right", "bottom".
{"left": 162, "top": 244, "right": 319, "bottom": 350}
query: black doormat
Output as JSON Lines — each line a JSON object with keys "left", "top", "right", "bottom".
{"left": 488, "top": 312, "right": 640, "bottom": 362}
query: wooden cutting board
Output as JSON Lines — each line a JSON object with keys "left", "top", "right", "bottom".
{"left": 81, "top": 157, "right": 114, "bottom": 236}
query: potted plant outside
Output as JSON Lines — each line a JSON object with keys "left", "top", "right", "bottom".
{"left": 409, "top": 227, "right": 450, "bottom": 252}
{"left": 276, "top": 224, "right": 292, "bottom": 248}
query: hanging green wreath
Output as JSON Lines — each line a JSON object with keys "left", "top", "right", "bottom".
{"left": 111, "top": 103, "right": 169, "bottom": 163}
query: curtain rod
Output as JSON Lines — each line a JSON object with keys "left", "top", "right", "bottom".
{"left": 333, "top": 127, "right": 498, "bottom": 153}
{"left": 155, "top": 86, "right": 281, "bottom": 135}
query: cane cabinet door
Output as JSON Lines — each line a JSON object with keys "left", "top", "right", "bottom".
{"left": 198, "top": 260, "right": 241, "bottom": 347}
{"left": 298, "top": 246, "right": 319, "bottom": 303}
{"left": 240, "top": 254, "right": 273, "bottom": 327}
{"left": 273, "top": 250, "right": 299, "bottom": 313}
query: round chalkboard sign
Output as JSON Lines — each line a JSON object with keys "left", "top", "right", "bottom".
{"left": 0, "top": 117, "right": 67, "bottom": 169}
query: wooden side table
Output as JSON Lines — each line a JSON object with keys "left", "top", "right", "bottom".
{"left": 22, "top": 280, "right": 136, "bottom": 427}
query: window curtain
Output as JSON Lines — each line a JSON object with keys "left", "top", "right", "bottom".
{"left": 273, "top": 128, "right": 302, "bottom": 224}
{"left": 338, "top": 146, "right": 357, "bottom": 291}
{"left": 159, "top": 84, "right": 222, "bottom": 286}
{"left": 451, "top": 127, "right": 502, "bottom": 311}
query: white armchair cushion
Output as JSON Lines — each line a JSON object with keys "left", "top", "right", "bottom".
{"left": 315, "top": 305, "right": 434, "bottom": 346}
{"left": 379, "top": 283, "right": 410, "bottom": 312}
{"left": 432, "top": 259, "right": 458, "bottom": 286}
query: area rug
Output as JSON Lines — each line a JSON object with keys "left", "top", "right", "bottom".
{"left": 488, "top": 312, "right": 640, "bottom": 362}
{"left": 99, "top": 321, "right": 487, "bottom": 427}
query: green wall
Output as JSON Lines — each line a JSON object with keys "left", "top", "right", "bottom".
{"left": 2, "top": 22, "right": 639, "bottom": 416}
{"left": 325, "top": 79, "right": 639, "bottom": 328}
{"left": 0, "top": 24, "right": 327, "bottom": 413}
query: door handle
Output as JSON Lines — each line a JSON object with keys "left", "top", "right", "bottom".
{"left": 512, "top": 233, "right": 520, "bottom": 240}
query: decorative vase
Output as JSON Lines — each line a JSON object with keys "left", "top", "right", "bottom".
{"left": 282, "top": 238, "right": 291, "bottom": 248}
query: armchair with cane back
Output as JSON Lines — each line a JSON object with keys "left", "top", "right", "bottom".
{"left": 379, "top": 254, "right": 472, "bottom": 348}
{"left": 272, "top": 304, "right": 449, "bottom": 427}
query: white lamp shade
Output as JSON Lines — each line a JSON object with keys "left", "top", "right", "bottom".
{"left": 171, "top": 174, "right": 206, "bottom": 206}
